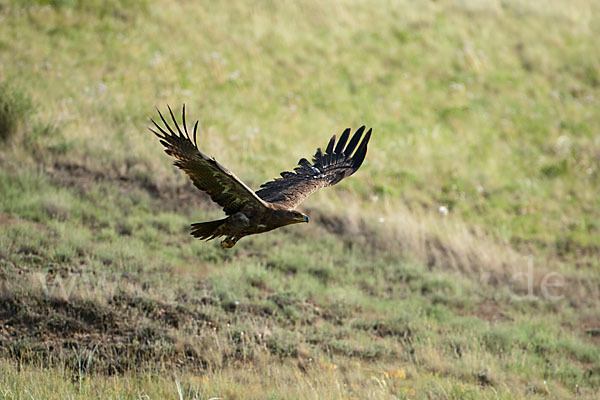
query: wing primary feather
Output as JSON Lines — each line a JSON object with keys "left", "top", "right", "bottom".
{"left": 343, "top": 125, "right": 365, "bottom": 157}
{"left": 334, "top": 128, "right": 350, "bottom": 155}
{"left": 325, "top": 135, "right": 336, "bottom": 166}
{"left": 313, "top": 147, "right": 323, "bottom": 166}
{"left": 156, "top": 108, "right": 177, "bottom": 137}
{"left": 192, "top": 120, "right": 199, "bottom": 147}
{"left": 325, "top": 135, "right": 336, "bottom": 155}
{"left": 298, "top": 158, "right": 312, "bottom": 169}
{"left": 350, "top": 128, "right": 372, "bottom": 170}
{"left": 147, "top": 126, "right": 160, "bottom": 138}
{"left": 181, "top": 104, "right": 189, "bottom": 139}
{"left": 168, "top": 105, "right": 185, "bottom": 138}
{"left": 149, "top": 118, "right": 169, "bottom": 139}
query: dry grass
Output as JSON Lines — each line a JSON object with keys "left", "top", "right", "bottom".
{"left": 1, "top": 0, "right": 600, "bottom": 398}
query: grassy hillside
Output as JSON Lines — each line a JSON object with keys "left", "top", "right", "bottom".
{"left": 0, "top": 0, "right": 599, "bottom": 398}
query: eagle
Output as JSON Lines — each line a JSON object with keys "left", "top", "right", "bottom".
{"left": 149, "top": 106, "right": 372, "bottom": 248}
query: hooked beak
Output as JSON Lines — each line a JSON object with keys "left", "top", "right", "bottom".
{"left": 295, "top": 215, "right": 309, "bottom": 223}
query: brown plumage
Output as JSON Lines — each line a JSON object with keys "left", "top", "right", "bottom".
{"left": 149, "top": 105, "right": 372, "bottom": 248}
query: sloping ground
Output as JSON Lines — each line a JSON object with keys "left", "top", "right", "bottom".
{"left": 1, "top": 0, "right": 599, "bottom": 398}
{"left": 0, "top": 161, "right": 599, "bottom": 399}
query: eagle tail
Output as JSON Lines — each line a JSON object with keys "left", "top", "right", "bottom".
{"left": 191, "top": 218, "right": 227, "bottom": 240}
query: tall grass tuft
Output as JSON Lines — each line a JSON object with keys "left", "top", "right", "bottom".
{"left": 0, "top": 83, "right": 31, "bottom": 143}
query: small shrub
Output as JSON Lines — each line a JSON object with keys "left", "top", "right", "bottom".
{"left": 0, "top": 83, "right": 31, "bottom": 142}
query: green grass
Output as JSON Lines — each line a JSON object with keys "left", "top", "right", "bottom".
{"left": 0, "top": 83, "right": 32, "bottom": 142}
{"left": 0, "top": 0, "right": 599, "bottom": 398}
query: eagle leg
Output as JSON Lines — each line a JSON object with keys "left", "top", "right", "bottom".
{"left": 220, "top": 236, "right": 238, "bottom": 249}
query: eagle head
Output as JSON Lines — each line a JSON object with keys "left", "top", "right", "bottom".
{"left": 288, "top": 210, "right": 309, "bottom": 224}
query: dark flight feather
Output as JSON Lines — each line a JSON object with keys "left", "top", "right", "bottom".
{"left": 255, "top": 126, "right": 372, "bottom": 208}
{"left": 344, "top": 125, "right": 364, "bottom": 156}
{"left": 148, "top": 106, "right": 269, "bottom": 216}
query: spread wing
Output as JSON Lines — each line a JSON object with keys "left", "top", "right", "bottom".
{"left": 255, "top": 126, "right": 372, "bottom": 209}
{"left": 148, "top": 105, "right": 270, "bottom": 215}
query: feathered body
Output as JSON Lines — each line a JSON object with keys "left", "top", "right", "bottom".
{"left": 149, "top": 106, "right": 372, "bottom": 248}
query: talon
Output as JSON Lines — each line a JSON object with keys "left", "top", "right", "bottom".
{"left": 220, "top": 237, "right": 236, "bottom": 248}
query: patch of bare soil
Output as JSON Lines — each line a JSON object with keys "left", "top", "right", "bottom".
{"left": 0, "top": 292, "right": 211, "bottom": 374}
{"left": 0, "top": 213, "right": 18, "bottom": 227}
{"left": 45, "top": 161, "right": 212, "bottom": 214}
{"left": 472, "top": 301, "right": 511, "bottom": 324}
{"left": 582, "top": 321, "right": 600, "bottom": 347}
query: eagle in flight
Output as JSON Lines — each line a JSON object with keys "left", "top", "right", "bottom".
{"left": 149, "top": 106, "right": 372, "bottom": 248}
